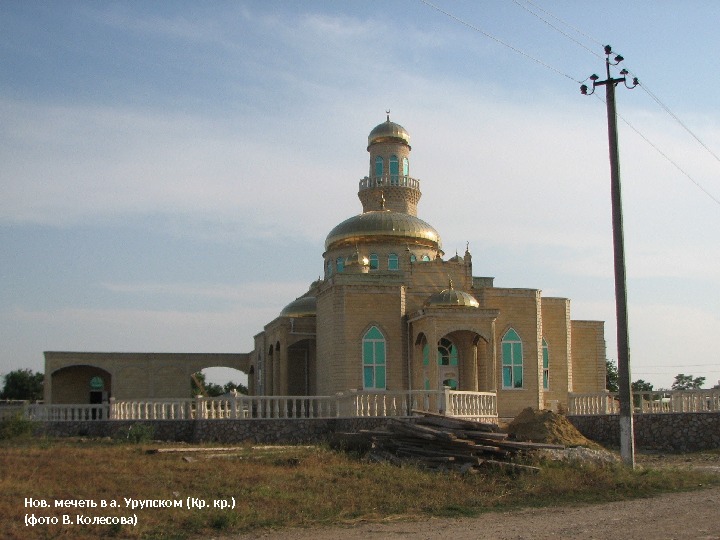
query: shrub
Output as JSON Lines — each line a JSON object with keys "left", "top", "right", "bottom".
{"left": 125, "top": 423, "right": 155, "bottom": 444}
{"left": 0, "top": 414, "right": 33, "bottom": 439}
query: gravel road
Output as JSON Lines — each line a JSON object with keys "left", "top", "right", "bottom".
{"left": 225, "top": 486, "right": 720, "bottom": 540}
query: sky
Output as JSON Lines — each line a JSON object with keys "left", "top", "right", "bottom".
{"left": 1, "top": 0, "right": 719, "bottom": 391}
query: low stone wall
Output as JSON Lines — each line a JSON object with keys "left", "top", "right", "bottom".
{"left": 569, "top": 413, "right": 720, "bottom": 453}
{"left": 31, "top": 413, "right": 720, "bottom": 452}
{"left": 32, "top": 417, "right": 395, "bottom": 444}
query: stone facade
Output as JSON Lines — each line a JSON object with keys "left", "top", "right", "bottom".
{"left": 569, "top": 413, "right": 720, "bottom": 453}
{"left": 249, "top": 117, "right": 608, "bottom": 419}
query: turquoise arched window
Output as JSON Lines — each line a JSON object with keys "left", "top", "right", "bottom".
{"left": 369, "top": 253, "right": 379, "bottom": 270}
{"left": 336, "top": 257, "right": 344, "bottom": 273}
{"left": 388, "top": 253, "right": 399, "bottom": 270}
{"left": 421, "top": 254, "right": 431, "bottom": 262}
{"left": 410, "top": 253, "right": 417, "bottom": 263}
{"left": 542, "top": 338, "right": 549, "bottom": 390}
{"left": 502, "top": 329, "right": 523, "bottom": 389}
{"left": 375, "top": 156, "right": 383, "bottom": 178}
{"left": 362, "top": 326, "right": 386, "bottom": 390}
{"left": 389, "top": 155, "right": 399, "bottom": 185}
{"left": 402, "top": 157, "right": 409, "bottom": 176}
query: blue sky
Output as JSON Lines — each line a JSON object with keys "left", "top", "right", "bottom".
{"left": 1, "top": 1, "right": 719, "bottom": 390}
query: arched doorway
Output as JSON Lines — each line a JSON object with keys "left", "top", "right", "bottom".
{"left": 51, "top": 365, "right": 112, "bottom": 404}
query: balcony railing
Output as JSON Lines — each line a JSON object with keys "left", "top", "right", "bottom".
{"left": 568, "top": 389, "right": 720, "bottom": 415}
{"left": 359, "top": 175, "right": 420, "bottom": 191}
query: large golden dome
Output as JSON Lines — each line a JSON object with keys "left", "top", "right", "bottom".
{"left": 325, "top": 210, "right": 440, "bottom": 251}
{"left": 368, "top": 119, "right": 410, "bottom": 147}
{"left": 279, "top": 296, "right": 316, "bottom": 318}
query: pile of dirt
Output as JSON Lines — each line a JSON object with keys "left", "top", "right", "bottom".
{"left": 507, "top": 407, "right": 598, "bottom": 448}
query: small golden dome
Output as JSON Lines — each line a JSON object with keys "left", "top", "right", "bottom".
{"left": 325, "top": 210, "right": 441, "bottom": 251}
{"left": 368, "top": 118, "right": 410, "bottom": 147}
{"left": 425, "top": 282, "right": 479, "bottom": 308}
{"left": 279, "top": 296, "right": 316, "bottom": 318}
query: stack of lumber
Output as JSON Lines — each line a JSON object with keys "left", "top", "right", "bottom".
{"left": 360, "top": 413, "right": 564, "bottom": 474}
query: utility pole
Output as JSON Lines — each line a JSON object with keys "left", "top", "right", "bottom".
{"left": 581, "top": 45, "right": 638, "bottom": 468}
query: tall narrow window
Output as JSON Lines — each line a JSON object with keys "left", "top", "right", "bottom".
{"left": 369, "top": 253, "right": 379, "bottom": 270}
{"left": 388, "top": 253, "right": 399, "bottom": 270}
{"left": 389, "top": 155, "right": 399, "bottom": 185}
{"left": 402, "top": 157, "right": 409, "bottom": 176}
{"left": 502, "top": 328, "right": 523, "bottom": 389}
{"left": 542, "top": 338, "right": 549, "bottom": 390}
{"left": 326, "top": 260, "right": 332, "bottom": 277}
{"left": 336, "top": 257, "right": 344, "bottom": 273}
{"left": 362, "top": 326, "right": 386, "bottom": 390}
{"left": 375, "top": 156, "right": 383, "bottom": 178}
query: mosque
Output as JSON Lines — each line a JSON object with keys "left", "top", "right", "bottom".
{"left": 44, "top": 116, "right": 607, "bottom": 419}
{"left": 244, "top": 116, "right": 607, "bottom": 418}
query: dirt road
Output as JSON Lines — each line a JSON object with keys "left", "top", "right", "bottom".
{"left": 226, "top": 486, "right": 720, "bottom": 540}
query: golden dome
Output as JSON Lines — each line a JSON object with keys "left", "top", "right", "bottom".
{"left": 325, "top": 210, "right": 441, "bottom": 251}
{"left": 279, "top": 296, "right": 316, "bottom": 318}
{"left": 425, "top": 283, "right": 479, "bottom": 308}
{"left": 368, "top": 118, "right": 410, "bottom": 147}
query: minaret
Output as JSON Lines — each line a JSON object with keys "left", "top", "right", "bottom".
{"left": 358, "top": 113, "right": 422, "bottom": 216}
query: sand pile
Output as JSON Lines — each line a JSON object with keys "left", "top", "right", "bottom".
{"left": 507, "top": 407, "right": 597, "bottom": 448}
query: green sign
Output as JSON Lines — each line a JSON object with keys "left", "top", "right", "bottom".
{"left": 89, "top": 376, "right": 104, "bottom": 390}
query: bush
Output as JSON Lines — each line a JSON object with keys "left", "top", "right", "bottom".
{"left": 125, "top": 423, "right": 155, "bottom": 444}
{"left": 0, "top": 414, "right": 33, "bottom": 439}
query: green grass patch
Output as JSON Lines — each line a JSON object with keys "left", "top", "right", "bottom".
{"left": 1, "top": 437, "right": 717, "bottom": 540}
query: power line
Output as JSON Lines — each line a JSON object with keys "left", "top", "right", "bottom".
{"left": 511, "top": 0, "right": 603, "bottom": 59}
{"left": 593, "top": 94, "right": 720, "bottom": 207}
{"left": 418, "top": 0, "right": 720, "bottom": 207}
{"left": 417, "top": 0, "right": 583, "bottom": 83}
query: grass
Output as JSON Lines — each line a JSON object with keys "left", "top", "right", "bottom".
{"left": 1, "top": 436, "right": 718, "bottom": 540}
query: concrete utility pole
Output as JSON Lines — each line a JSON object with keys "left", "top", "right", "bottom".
{"left": 581, "top": 45, "right": 638, "bottom": 468}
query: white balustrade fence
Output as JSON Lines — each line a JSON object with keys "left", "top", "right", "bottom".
{"left": 22, "top": 390, "right": 498, "bottom": 422}
{"left": 568, "top": 389, "right": 720, "bottom": 415}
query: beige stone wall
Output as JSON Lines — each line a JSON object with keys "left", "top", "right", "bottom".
{"left": 44, "top": 352, "right": 250, "bottom": 404}
{"left": 571, "top": 321, "right": 607, "bottom": 393}
{"left": 479, "top": 288, "right": 543, "bottom": 418}
{"left": 316, "top": 280, "right": 405, "bottom": 394}
{"left": 541, "top": 297, "right": 572, "bottom": 408}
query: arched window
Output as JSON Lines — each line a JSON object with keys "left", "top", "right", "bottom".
{"left": 410, "top": 253, "right": 417, "bottom": 263}
{"left": 369, "top": 253, "right": 379, "bottom": 270}
{"left": 437, "top": 338, "right": 458, "bottom": 366}
{"left": 362, "top": 326, "right": 386, "bottom": 390}
{"left": 542, "top": 338, "right": 549, "bottom": 390}
{"left": 388, "top": 253, "right": 399, "bottom": 270}
{"left": 402, "top": 157, "right": 409, "bottom": 176}
{"left": 336, "top": 257, "right": 345, "bottom": 273}
{"left": 375, "top": 156, "right": 383, "bottom": 178}
{"left": 389, "top": 155, "right": 399, "bottom": 185}
{"left": 421, "top": 254, "right": 431, "bottom": 262}
{"left": 502, "top": 329, "right": 523, "bottom": 389}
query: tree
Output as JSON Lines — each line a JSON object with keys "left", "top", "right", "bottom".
{"left": 0, "top": 369, "right": 44, "bottom": 401}
{"left": 671, "top": 373, "right": 705, "bottom": 390}
{"left": 632, "top": 379, "right": 654, "bottom": 392}
{"left": 605, "top": 360, "right": 619, "bottom": 392}
{"left": 223, "top": 381, "right": 248, "bottom": 395}
{"left": 192, "top": 373, "right": 248, "bottom": 397}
